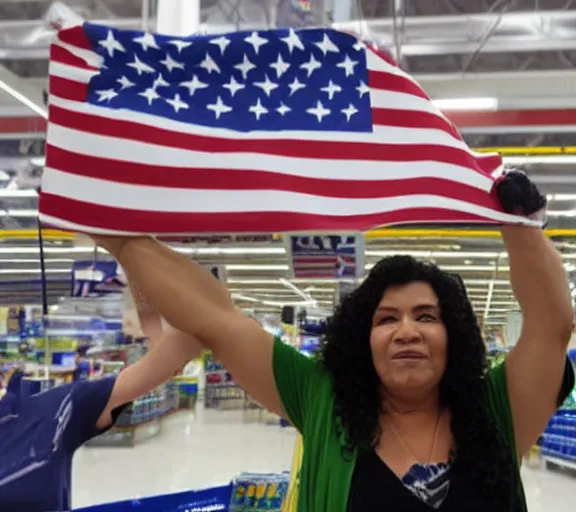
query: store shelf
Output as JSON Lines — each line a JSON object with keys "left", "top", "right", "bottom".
{"left": 541, "top": 455, "right": 576, "bottom": 471}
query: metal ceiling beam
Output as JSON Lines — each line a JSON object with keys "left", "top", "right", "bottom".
{"left": 4, "top": 9, "right": 576, "bottom": 59}
{"left": 0, "top": 64, "right": 46, "bottom": 118}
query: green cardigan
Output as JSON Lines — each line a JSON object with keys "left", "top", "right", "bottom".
{"left": 272, "top": 337, "right": 528, "bottom": 512}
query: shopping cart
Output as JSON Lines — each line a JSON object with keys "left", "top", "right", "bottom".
{"left": 74, "top": 484, "right": 232, "bottom": 512}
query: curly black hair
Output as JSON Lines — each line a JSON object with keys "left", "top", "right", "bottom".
{"left": 321, "top": 255, "right": 515, "bottom": 510}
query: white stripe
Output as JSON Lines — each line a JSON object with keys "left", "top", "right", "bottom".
{"left": 42, "top": 168, "right": 532, "bottom": 225}
{"left": 369, "top": 89, "right": 449, "bottom": 119}
{"left": 53, "top": 37, "right": 103, "bottom": 68}
{"left": 50, "top": 60, "right": 98, "bottom": 83}
{"left": 46, "top": 124, "right": 493, "bottom": 190}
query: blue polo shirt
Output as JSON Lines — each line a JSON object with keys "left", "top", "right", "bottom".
{"left": 0, "top": 373, "right": 124, "bottom": 511}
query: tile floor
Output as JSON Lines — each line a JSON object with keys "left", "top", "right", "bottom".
{"left": 72, "top": 407, "right": 575, "bottom": 510}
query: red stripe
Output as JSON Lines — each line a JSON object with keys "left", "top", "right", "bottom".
{"left": 40, "top": 193, "right": 500, "bottom": 233}
{"left": 50, "top": 43, "right": 98, "bottom": 71}
{"left": 46, "top": 103, "right": 494, "bottom": 174}
{"left": 371, "top": 107, "right": 462, "bottom": 141}
{"left": 57, "top": 25, "right": 93, "bottom": 51}
{"left": 368, "top": 70, "right": 428, "bottom": 100}
{"left": 45, "top": 146, "right": 500, "bottom": 206}
{"left": 49, "top": 76, "right": 88, "bottom": 102}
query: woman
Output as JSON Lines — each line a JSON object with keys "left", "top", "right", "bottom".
{"left": 0, "top": 281, "right": 201, "bottom": 510}
{"left": 94, "top": 170, "right": 575, "bottom": 511}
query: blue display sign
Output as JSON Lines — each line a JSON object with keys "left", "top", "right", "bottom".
{"left": 286, "top": 234, "right": 365, "bottom": 280}
{"left": 71, "top": 260, "right": 126, "bottom": 297}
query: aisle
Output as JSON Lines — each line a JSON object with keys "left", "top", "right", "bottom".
{"left": 72, "top": 407, "right": 575, "bottom": 510}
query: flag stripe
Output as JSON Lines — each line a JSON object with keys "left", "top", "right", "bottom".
{"left": 46, "top": 125, "right": 494, "bottom": 189}
{"left": 40, "top": 168, "right": 523, "bottom": 224}
{"left": 44, "top": 146, "right": 499, "bottom": 202}
{"left": 46, "top": 102, "right": 496, "bottom": 179}
{"left": 39, "top": 193, "right": 518, "bottom": 234}
{"left": 40, "top": 25, "right": 521, "bottom": 235}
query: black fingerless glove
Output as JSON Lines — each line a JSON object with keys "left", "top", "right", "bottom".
{"left": 493, "top": 168, "right": 547, "bottom": 226}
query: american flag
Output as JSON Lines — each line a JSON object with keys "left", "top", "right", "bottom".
{"left": 40, "top": 23, "right": 532, "bottom": 235}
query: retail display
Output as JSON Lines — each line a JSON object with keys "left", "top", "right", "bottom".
{"left": 230, "top": 473, "right": 290, "bottom": 511}
{"left": 540, "top": 363, "right": 576, "bottom": 471}
{"left": 204, "top": 352, "right": 244, "bottom": 410}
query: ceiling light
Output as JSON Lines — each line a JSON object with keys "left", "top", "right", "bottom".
{"left": 0, "top": 258, "right": 74, "bottom": 263}
{"left": 548, "top": 210, "right": 576, "bottom": 217}
{"left": 4, "top": 210, "right": 38, "bottom": 217}
{"left": 0, "top": 269, "right": 69, "bottom": 274}
{"left": 0, "top": 189, "right": 38, "bottom": 198}
{"left": 432, "top": 97, "right": 498, "bottom": 111}
{"left": 0, "top": 246, "right": 97, "bottom": 254}
{"left": 547, "top": 194, "right": 576, "bottom": 201}
{"left": 226, "top": 264, "right": 289, "bottom": 271}
{"left": 503, "top": 156, "right": 576, "bottom": 165}
{"left": 186, "top": 247, "right": 285, "bottom": 255}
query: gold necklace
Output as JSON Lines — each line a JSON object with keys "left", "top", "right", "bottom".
{"left": 387, "top": 410, "right": 443, "bottom": 464}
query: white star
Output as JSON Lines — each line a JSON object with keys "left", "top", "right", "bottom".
{"left": 356, "top": 80, "right": 370, "bottom": 98}
{"left": 341, "top": 103, "right": 358, "bottom": 121}
{"left": 234, "top": 54, "right": 256, "bottom": 80}
{"left": 288, "top": 77, "right": 306, "bottom": 96}
{"left": 306, "top": 101, "right": 331, "bottom": 122}
{"left": 222, "top": 76, "right": 245, "bottom": 97}
{"left": 253, "top": 75, "right": 279, "bottom": 97}
{"left": 139, "top": 87, "right": 160, "bottom": 105}
{"left": 300, "top": 54, "right": 322, "bottom": 77}
{"left": 353, "top": 40, "right": 366, "bottom": 51}
{"left": 153, "top": 73, "right": 170, "bottom": 89}
{"left": 117, "top": 76, "right": 135, "bottom": 89}
{"left": 98, "top": 30, "right": 125, "bottom": 57}
{"left": 281, "top": 29, "right": 304, "bottom": 53}
{"left": 269, "top": 54, "right": 290, "bottom": 78}
{"left": 95, "top": 89, "right": 118, "bottom": 102}
{"left": 207, "top": 96, "right": 232, "bottom": 119}
{"left": 244, "top": 32, "right": 268, "bottom": 54}
{"left": 321, "top": 80, "right": 342, "bottom": 100}
{"left": 337, "top": 55, "right": 358, "bottom": 77}
{"left": 166, "top": 93, "right": 189, "bottom": 113}
{"left": 179, "top": 75, "right": 208, "bottom": 96}
{"left": 169, "top": 39, "right": 192, "bottom": 54}
{"left": 200, "top": 53, "right": 220, "bottom": 74}
{"left": 249, "top": 98, "right": 268, "bottom": 120}
{"left": 276, "top": 103, "right": 291, "bottom": 116}
{"left": 160, "top": 54, "right": 185, "bottom": 72}
{"left": 210, "top": 36, "right": 230, "bottom": 55}
{"left": 315, "top": 33, "right": 339, "bottom": 55}
{"left": 133, "top": 32, "right": 159, "bottom": 51}
{"left": 127, "top": 54, "right": 155, "bottom": 75}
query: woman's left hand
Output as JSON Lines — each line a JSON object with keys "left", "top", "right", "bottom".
{"left": 493, "top": 168, "right": 547, "bottom": 223}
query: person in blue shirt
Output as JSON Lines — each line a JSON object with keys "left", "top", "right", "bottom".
{"left": 0, "top": 281, "right": 201, "bottom": 511}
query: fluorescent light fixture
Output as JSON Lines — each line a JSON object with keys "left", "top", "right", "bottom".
{"left": 226, "top": 264, "right": 289, "bottom": 271}
{"left": 0, "top": 246, "right": 97, "bottom": 254}
{"left": 365, "top": 250, "right": 505, "bottom": 259}
{"left": 0, "top": 258, "right": 74, "bottom": 263}
{"left": 279, "top": 277, "right": 313, "bottom": 301}
{"left": 432, "top": 97, "right": 498, "bottom": 111}
{"left": 0, "top": 189, "right": 38, "bottom": 198}
{"left": 3, "top": 209, "right": 39, "bottom": 217}
{"left": 0, "top": 269, "right": 69, "bottom": 274}
{"left": 231, "top": 294, "right": 260, "bottom": 302}
{"left": 0, "top": 79, "right": 48, "bottom": 119}
{"left": 186, "top": 247, "right": 285, "bottom": 255}
{"left": 30, "top": 157, "right": 46, "bottom": 167}
{"left": 503, "top": 156, "right": 576, "bottom": 165}
{"left": 547, "top": 194, "right": 576, "bottom": 201}
{"left": 548, "top": 210, "right": 576, "bottom": 217}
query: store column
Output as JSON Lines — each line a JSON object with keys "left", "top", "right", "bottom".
{"left": 156, "top": 0, "right": 201, "bottom": 36}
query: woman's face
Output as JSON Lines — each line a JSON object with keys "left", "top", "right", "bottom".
{"left": 370, "top": 281, "right": 448, "bottom": 399}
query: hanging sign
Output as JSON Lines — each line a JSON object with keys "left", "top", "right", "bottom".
{"left": 71, "top": 260, "right": 126, "bottom": 297}
{"left": 286, "top": 234, "right": 365, "bottom": 280}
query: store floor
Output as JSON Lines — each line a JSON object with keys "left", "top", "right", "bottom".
{"left": 72, "top": 406, "right": 575, "bottom": 510}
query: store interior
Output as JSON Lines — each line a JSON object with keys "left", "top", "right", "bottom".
{"left": 1, "top": 0, "right": 576, "bottom": 511}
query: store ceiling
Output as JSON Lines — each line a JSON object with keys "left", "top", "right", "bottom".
{"left": 1, "top": 0, "right": 576, "bottom": 330}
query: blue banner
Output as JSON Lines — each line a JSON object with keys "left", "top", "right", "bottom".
{"left": 71, "top": 260, "right": 126, "bottom": 297}
{"left": 287, "top": 234, "right": 364, "bottom": 279}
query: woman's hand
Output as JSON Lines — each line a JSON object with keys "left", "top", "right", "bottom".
{"left": 494, "top": 168, "right": 547, "bottom": 224}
